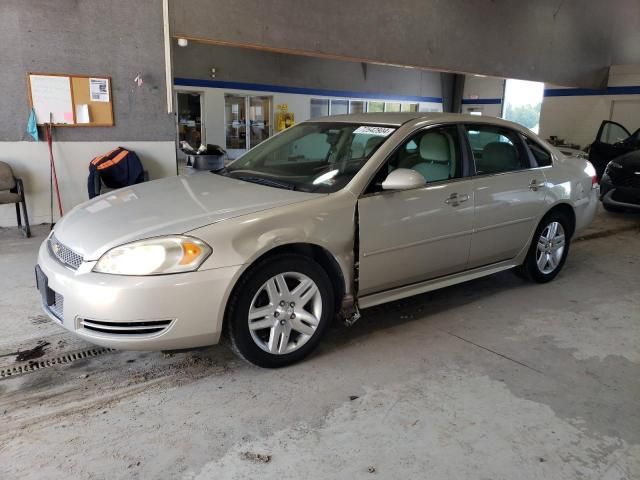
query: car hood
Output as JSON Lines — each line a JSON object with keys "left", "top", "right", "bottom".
{"left": 614, "top": 150, "right": 640, "bottom": 170}
{"left": 54, "top": 173, "right": 320, "bottom": 260}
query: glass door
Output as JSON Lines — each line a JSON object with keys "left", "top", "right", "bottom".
{"left": 225, "top": 94, "right": 273, "bottom": 158}
{"left": 177, "top": 91, "right": 203, "bottom": 152}
{"left": 249, "top": 96, "right": 272, "bottom": 148}
{"left": 225, "top": 94, "right": 247, "bottom": 159}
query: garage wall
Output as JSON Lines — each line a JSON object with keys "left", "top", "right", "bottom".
{"left": 173, "top": 44, "right": 443, "bottom": 101}
{"left": 175, "top": 85, "right": 442, "bottom": 153}
{"left": 539, "top": 65, "right": 640, "bottom": 149}
{"left": 461, "top": 76, "right": 505, "bottom": 117}
{"left": 0, "top": 1, "right": 176, "bottom": 227}
{"left": 169, "top": 0, "right": 638, "bottom": 88}
{"left": 173, "top": 44, "right": 444, "bottom": 151}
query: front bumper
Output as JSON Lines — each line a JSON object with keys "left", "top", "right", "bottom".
{"left": 37, "top": 240, "right": 242, "bottom": 350}
{"left": 600, "top": 178, "right": 640, "bottom": 211}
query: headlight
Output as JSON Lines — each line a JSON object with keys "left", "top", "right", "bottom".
{"left": 93, "top": 236, "right": 212, "bottom": 275}
{"left": 608, "top": 161, "right": 623, "bottom": 169}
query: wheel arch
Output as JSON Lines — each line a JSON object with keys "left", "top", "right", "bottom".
{"left": 545, "top": 202, "right": 576, "bottom": 238}
{"left": 223, "top": 242, "right": 347, "bottom": 326}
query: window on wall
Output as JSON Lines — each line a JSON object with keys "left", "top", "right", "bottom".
{"left": 349, "top": 101, "right": 366, "bottom": 114}
{"left": 401, "top": 103, "right": 419, "bottom": 112}
{"left": 368, "top": 101, "right": 384, "bottom": 112}
{"left": 330, "top": 99, "right": 349, "bottom": 115}
{"left": 418, "top": 103, "right": 441, "bottom": 113}
{"left": 502, "top": 79, "right": 544, "bottom": 133}
{"left": 310, "top": 98, "right": 330, "bottom": 118}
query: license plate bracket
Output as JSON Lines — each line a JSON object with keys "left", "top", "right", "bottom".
{"left": 35, "top": 265, "right": 55, "bottom": 307}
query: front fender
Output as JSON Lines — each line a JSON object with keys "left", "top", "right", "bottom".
{"left": 190, "top": 190, "right": 358, "bottom": 292}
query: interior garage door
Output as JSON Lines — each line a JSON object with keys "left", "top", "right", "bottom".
{"left": 611, "top": 100, "right": 640, "bottom": 132}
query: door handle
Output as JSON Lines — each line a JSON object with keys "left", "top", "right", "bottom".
{"left": 529, "top": 179, "right": 546, "bottom": 191}
{"left": 445, "top": 193, "right": 469, "bottom": 207}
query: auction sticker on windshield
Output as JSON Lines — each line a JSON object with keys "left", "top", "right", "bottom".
{"left": 353, "top": 126, "right": 396, "bottom": 136}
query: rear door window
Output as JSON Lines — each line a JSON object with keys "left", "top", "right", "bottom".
{"left": 464, "top": 125, "right": 530, "bottom": 175}
{"left": 523, "top": 137, "right": 552, "bottom": 167}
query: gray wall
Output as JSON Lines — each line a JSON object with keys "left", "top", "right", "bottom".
{"left": 611, "top": 0, "right": 640, "bottom": 66}
{"left": 170, "top": 0, "right": 639, "bottom": 88}
{"left": 173, "top": 43, "right": 442, "bottom": 99}
{"left": 0, "top": 0, "right": 175, "bottom": 142}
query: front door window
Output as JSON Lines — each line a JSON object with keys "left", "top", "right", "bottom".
{"left": 598, "top": 121, "right": 631, "bottom": 145}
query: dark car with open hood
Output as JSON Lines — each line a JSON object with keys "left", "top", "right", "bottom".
{"left": 589, "top": 120, "right": 640, "bottom": 179}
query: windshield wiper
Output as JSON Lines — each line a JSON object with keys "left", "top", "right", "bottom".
{"left": 235, "top": 175, "right": 296, "bottom": 190}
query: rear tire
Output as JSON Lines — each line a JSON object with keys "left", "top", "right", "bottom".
{"left": 518, "top": 211, "right": 571, "bottom": 283}
{"left": 226, "top": 254, "right": 334, "bottom": 368}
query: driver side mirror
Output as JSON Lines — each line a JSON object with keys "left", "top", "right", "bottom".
{"left": 381, "top": 168, "right": 426, "bottom": 191}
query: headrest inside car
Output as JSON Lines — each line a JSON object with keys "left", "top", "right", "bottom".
{"left": 481, "top": 142, "right": 519, "bottom": 172}
{"left": 419, "top": 132, "right": 450, "bottom": 162}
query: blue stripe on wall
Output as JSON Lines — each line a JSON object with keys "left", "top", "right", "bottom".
{"left": 174, "top": 77, "right": 443, "bottom": 103}
{"left": 461, "top": 98, "right": 502, "bottom": 105}
{"left": 544, "top": 86, "right": 640, "bottom": 97}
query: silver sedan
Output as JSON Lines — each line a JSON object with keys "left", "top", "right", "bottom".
{"left": 36, "top": 113, "right": 599, "bottom": 367}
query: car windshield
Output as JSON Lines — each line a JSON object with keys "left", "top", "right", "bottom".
{"left": 218, "top": 122, "right": 397, "bottom": 193}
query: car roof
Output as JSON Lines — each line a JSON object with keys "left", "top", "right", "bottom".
{"left": 309, "top": 112, "right": 528, "bottom": 131}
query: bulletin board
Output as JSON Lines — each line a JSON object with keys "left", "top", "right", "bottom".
{"left": 27, "top": 73, "right": 115, "bottom": 127}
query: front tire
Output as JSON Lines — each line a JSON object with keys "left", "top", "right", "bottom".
{"left": 519, "top": 212, "right": 571, "bottom": 283}
{"left": 226, "top": 254, "right": 334, "bottom": 368}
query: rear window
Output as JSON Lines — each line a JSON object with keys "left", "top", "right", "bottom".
{"left": 524, "top": 137, "right": 552, "bottom": 167}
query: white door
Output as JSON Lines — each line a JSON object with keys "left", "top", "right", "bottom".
{"left": 358, "top": 125, "right": 474, "bottom": 295}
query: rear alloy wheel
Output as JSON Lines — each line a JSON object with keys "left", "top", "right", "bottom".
{"left": 535, "top": 221, "right": 566, "bottom": 275}
{"left": 227, "top": 254, "right": 334, "bottom": 368}
{"left": 520, "top": 212, "right": 571, "bottom": 283}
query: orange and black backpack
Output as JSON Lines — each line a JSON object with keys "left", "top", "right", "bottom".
{"left": 87, "top": 147, "right": 144, "bottom": 198}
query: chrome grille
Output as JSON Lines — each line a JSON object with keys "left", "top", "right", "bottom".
{"left": 49, "top": 234, "right": 83, "bottom": 270}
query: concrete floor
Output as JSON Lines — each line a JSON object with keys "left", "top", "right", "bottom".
{"left": 0, "top": 207, "right": 639, "bottom": 480}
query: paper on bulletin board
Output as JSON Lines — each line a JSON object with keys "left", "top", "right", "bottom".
{"left": 75, "top": 104, "right": 90, "bottom": 123}
{"left": 29, "top": 75, "right": 74, "bottom": 124}
{"left": 89, "top": 78, "right": 110, "bottom": 102}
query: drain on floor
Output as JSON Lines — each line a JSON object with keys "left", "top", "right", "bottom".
{"left": 0, "top": 347, "right": 115, "bottom": 379}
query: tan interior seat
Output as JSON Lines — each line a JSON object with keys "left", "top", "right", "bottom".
{"left": 411, "top": 132, "right": 452, "bottom": 182}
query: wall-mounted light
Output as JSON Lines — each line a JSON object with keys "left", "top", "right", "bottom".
{"left": 177, "top": 38, "right": 188, "bottom": 47}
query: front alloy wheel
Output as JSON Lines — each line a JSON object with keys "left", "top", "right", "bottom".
{"left": 227, "top": 254, "right": 334, "bottom": 367}
{"left": 248, "top": 272, "right": 322, "bottom": 355}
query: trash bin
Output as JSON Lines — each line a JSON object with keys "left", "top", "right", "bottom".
{"left": 187, "top": 154, "right": 225, "bottom": 171}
